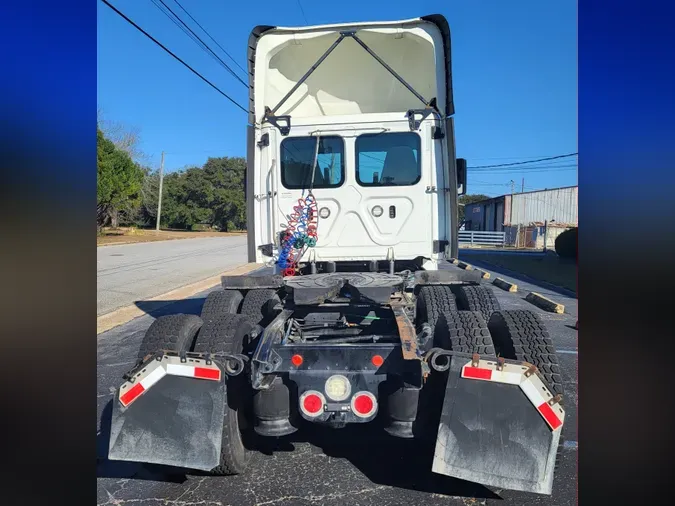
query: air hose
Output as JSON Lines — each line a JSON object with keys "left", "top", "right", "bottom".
{"left": 277, "top": 192, "right": 318, "bottom": 274}
{"left": 277, "top": 135, "right": 322, "bottom": 276}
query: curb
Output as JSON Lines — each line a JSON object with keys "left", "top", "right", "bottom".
{"left": 525, "top": 292, "right": 565, "bottom": 314}
{"left": 97, "top": 262, "right": 261, "bottom": 335}
{"left": 493, "top": 277, "right": 518, "bottom": 292}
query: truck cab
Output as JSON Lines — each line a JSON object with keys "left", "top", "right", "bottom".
{"left": 245, "top": 17, "right": 466, "bottom": 273}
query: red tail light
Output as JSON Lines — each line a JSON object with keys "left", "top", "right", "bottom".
{"left": 351, "top": 391, "right": 377, "bottom": 417}
{"left": 300, "top": 390, "right": 325, "bottom": 417}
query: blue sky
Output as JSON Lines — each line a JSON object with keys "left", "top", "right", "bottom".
{"left": 97, "top": 0, "right": 577, "bottom": 197}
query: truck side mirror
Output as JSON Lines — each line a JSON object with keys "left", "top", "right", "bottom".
{"left": 372, "top": 172, "right": 379, "bottom": 184}
{"left": 457, "top": 158, "right": 467, "bottom": 195}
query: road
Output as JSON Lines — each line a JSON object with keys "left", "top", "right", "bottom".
{"left": 97, "top": 236, "right": 248, "bottom": 316}
{"left": 96, "top": 263, "right": 577, "bottom": 506}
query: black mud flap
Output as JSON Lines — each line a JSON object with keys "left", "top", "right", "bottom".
{"left": 108, "top": 374, "right": 226, "bottom": 471}
{"left": 432, "top": 357, "right": 562, "bottom": 495}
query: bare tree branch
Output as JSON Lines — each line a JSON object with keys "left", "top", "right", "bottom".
{"left": 97, "top": 109, "right": 148, "bottom": 163}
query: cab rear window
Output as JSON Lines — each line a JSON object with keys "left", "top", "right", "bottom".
{"left": 280, "top": 136, "right": 344, "bottom": 190}
{"left": 356, "top": 132, "right": 421, "bottom": 186}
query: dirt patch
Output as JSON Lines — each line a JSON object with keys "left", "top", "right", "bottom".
{"left": 97, "top": 228, "right": 246, "bottom": 246}
{"left": 464, "top": 252, "right": 577, "bottom": 293}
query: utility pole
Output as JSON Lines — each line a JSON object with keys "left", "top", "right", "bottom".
{"left": 508, "top": 180, "right": 515, "bottom": 247}
{"left": 515, "top": 178, "right": 525, "bottom": 248}
{"left": 156, "top": 151, "right": 165, "bottom": 232}
{"left": 520, "top": 178, "right": 526, "bottom": 248}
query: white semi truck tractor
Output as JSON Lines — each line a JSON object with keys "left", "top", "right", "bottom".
{"left": 108, "top": 14, "right": 566, "bottom": 496}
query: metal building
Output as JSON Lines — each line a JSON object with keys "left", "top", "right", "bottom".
{"left": 462, "top": 186, "right": 577, "bottom": 248}
{"left": 507, "top": 186, "right": 578, "bottom": 227}
{"left": 463, "top": 195, "right": 506, "bottom": 232}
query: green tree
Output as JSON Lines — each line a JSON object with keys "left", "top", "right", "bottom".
{"left": 121, "top": 154, "right": 248, "bottom": 231}
{"left": 458, "top": 194, "right": 491, "bottom": 226}
{"left": 203, "top": 156, "right": 246, "bottom": 231}
{"left": 97, "top": 127, "right": 144, "bottom": 229}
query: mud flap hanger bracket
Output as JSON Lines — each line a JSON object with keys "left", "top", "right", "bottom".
{"left": 425, "top": 349, "right": 565, "bottom": 420}
{"left": 262, "top": 30, "right": 438, "bottom": 135}
{"left": 124, "top": 350, "right": 248, "bottom": 384}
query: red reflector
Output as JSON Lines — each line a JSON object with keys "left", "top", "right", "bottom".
{"left": 303, "top": 394, "right": 323, "bottom": 414}
{"left": 194, "top": 367, "right": 220, "bottom": 380}
{"left": 463, "top": 367, "right": 492, "bottom": 380}
{"left": 353, "top": 394, "right": 374, "bottom": 415}
{"left": 120, "top": 383, "right": 145, "bottom": 406}
{"left": 538, "top": 402, "right": 563, "bottom": 430}
{"left": 371, "top": 355, "right": 384, "bottom": 367}
{"left": 291, "top": 354, "right": 303, "bottom": 366}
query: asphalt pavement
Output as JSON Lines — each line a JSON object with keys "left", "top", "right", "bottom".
{"left": 96, "top": 263, "right": 577, "bottom": 506}
{"left": 97, "top": 236, "right": 248, "bottom": 316}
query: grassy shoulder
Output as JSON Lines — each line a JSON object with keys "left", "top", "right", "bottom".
{"left": 97, "top": 227, "right": 246, "bottom": 246}
{"left": 464, "top": 252, "right": 577, "bottom": 293}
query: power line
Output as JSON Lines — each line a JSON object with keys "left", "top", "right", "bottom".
{"left": 150, "top": 0, "right": 209, "bottom": 55}
{"left": 468, "top": 153, "right": 578, "bottom": 169}
{"left": 99, "top": 0, "right": 248, "bottom": 114}
{"left": 468, "top": 154, "right": 573, "bottom": 161}
{"left": 470, "top": 164, "right": 578, "bottom": 174}
{"left": 296, "top": 0, "right": 309, "bottom": 24}
{"left": 170, "top": 0, "right": 248, "bottom": 77}
{"left": 151, "top": 0, "right": 247, "bottom": 87}
{"left": 471, "top": 160, "right": 578, "bottom": 170}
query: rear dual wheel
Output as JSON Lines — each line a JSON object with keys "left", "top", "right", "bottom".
{"left": 455, "top": 285, "right": 501, "bottom": 323}
{"left": 488, "top": 309, "right": 566, "bottom": 468}
{"left": 194, "top": 314, "right": 256, "bottom": 475}
{"left": 201, "top": 288, "right": 280, "bottom": 326}
{"left": 136, "top": 312, "right": 255, "bottom": 476}
{"left": 488, "top": 310, "right": 563, "bottom": 396}
{"left": 240, "top": 289, "right": 281, "bottom": 325}
{"left": 200, "top": 290, "right": 243, "bottom": 320}
{"left": 416, "top": 285, "right": 458, "bottom": 334}
{"left": 137, "top": 314, "right": 202, "bottom": 361}
{"left": 414, "top": 290, "right": 497, "bottom": 439}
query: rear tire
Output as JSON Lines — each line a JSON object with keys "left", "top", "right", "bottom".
{"left": 193, "top": 314, "right": 255, "bottom": 475}
{"left": 415, "top": 310, "right": 495, "bottom": 441}
{"left": 200, "top": 290, "right": 243, "bottom": 320}
{"left": 488, "top": 310, "right": 563, "bottom": 395}
{"left": 487, "top": 309, "right": 567, "bottom": 473}
{"left": 416, "top": 285, "right": 458, "bottom": 333}
{"left": 240, "top": 289, "right": 281, "bottom": 325}
{"left": 137, "top": 314, "right": 202, "bottom": 361}
{"left": 455, "top": 285, "right": 501, "bottom": 323}
{"left": 433, "top": 310, "right": 496, "bottom": 355}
